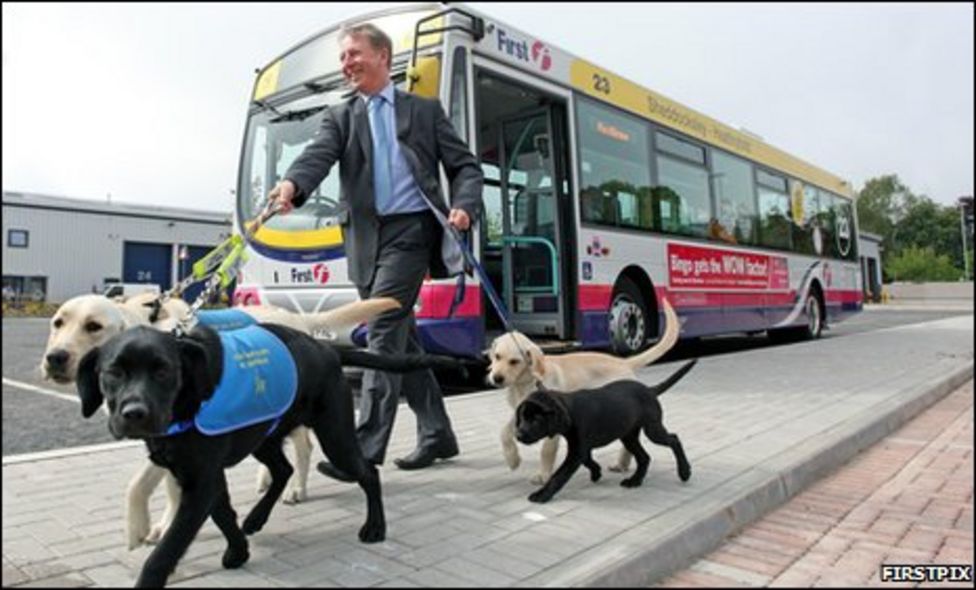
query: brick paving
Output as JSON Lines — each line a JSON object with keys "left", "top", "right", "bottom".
{"left": 656, "top": 380, "right": 974, "bottom": 588}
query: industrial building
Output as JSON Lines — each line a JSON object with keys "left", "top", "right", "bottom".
{"left": 2, "top": 191, "right": 231, "bottom": 304}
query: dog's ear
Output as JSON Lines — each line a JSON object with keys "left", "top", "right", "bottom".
{"left": 528, "top": 346, "right": 546, "bottom": 380}
{"left": 76, "top": 348, "right": 103, "bottom": 418}
{"left": 176, "top": 338, "right": 213, "bottom": 414}
{"left": 484, "top": 338, "right": 496, "bottom": 360}
{"left": 539, "top": 392, "right": 571, "bottom": 435}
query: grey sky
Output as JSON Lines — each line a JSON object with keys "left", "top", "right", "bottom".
{"left": 3, "top": 2, "right": 973, "bottom": 214}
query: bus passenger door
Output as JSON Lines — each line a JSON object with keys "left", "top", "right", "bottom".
{"left": 476, "top": 70, "right": 574, "bottom": 340}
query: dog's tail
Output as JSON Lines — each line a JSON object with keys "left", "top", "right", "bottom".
{"left": 624, "top": 298, "right": 680, "bottom": 370}
{"left": 304, "top": 297, "right": 401, "bottom": 343}
{"left": 652, "top": 359, "right": 697, "bottom": 396}
{"left": 336, "top": 348, "right": 468, "bottom": 376}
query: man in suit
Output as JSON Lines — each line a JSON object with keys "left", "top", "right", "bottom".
{"left": 268, "top": 23, "right": 482, "bottom": 475}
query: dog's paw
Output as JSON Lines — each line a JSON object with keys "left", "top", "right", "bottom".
{"left": 222, "top": 543, "right": 250, "bottom": 569}
{"left": 504, "top": 450, "right": 521, "bottom": 470}
{"left": 126, "top": 521, "right": 151, "bottom": 551}
{"left": 358, "top": 520, "right": 386, "bottom": 543}
{"left": 528, "top": 489, "right": 552, "bottom": 503}
{"left": 282, "top": 486, "right": 307, "bottom": 505}
{"left": 144, "top": 523, "right": 165, "bottom": 545}
{"left": 255, "top": 469, "right": 271, "bottom": 495}
{"left": 678, "top": 464, "right": 692, "bottom": 482}
{"left": 529, "top": 473, "right": 549, "bottom": 486}
{"left": 589, "top": 466, "right": 602, "bottom": 483}
{"left": 620, "top": 476, "right": 644, "bottom": 488}
{"left": 241, "top": 513, "right": 267, "bottom": 535}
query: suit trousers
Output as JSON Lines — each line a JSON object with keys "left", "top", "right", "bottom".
{"left": 354, "top": 211, "right": 457, "bottom": 464}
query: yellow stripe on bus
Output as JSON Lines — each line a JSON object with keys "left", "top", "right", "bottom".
{"left": 252, "top": 225, "right": 344, "bottom": 249}
{"left": 569, "top": 59, "right": 853, "bottom": 199}
{"left": 254, "top": 60, "right": 282, "bottom": 101}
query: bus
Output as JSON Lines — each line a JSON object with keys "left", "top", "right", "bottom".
{"left": 233, "top": 3, "right": 862, "bottom": 359}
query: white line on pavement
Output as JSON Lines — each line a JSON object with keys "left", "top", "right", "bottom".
{"left": 2, "top": 377, "right": 78, "bottom": 404}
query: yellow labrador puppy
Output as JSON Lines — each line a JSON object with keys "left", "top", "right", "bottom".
{"left": 487, "top": 298, "right": 680, "bottom": 484}
{"left": 42, "top": 293, "right": 399, "bottom": 549}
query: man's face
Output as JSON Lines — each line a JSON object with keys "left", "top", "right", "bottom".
{"left": 340, "top": 33, "right": 389, "bottom": 95}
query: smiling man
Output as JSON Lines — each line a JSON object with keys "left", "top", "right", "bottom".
{"left": 267, "top": 22, "right": 483, "bottom": 476}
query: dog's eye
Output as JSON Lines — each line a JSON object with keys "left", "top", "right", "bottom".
{"left": 52, "top": 318, "right": 64, "bottom": 329}
{"left": 84, "top": 321, "right": 103, "bottom": 333}
{"left": 509, "top": 359, "right": 520, "bottom": 366}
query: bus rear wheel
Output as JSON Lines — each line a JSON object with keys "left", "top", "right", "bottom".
{"left": 769, "top": 289, "right": 824, "bottom": 342}
{"left": 801, "top": 290, "right": 825, "bottom": 339}
{"left": 609, "top": 278, "right": 649, "bottom": 356}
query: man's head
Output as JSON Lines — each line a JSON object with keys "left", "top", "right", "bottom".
{"left": 339, "top": 23, "right": 392, "bottom": 95}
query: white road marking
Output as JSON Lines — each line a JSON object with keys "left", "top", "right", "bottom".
{"left": 2, "top": 377, "right": 78, "bottom": 404}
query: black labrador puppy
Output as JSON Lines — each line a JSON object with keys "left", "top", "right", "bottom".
{"left": 76, "top": 323, "right": 462, "bottom": 587}
{"left": 515, "top": 360, "right": 697, "bottom": 503}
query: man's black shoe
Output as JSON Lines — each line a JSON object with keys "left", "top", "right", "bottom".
{"left": 393, "top": 441, "right": 459, "bottom": 470}
{"left": 316, "top": 461, "right": 356, "bottom": 483}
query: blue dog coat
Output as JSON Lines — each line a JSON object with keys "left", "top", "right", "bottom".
{"left": 167, "top": 325, "right": 297, "bottom": 436}
{"left": 195, "top": 308, "right": 258, "bottom": 331}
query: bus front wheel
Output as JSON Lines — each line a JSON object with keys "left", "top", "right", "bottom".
{"left": 609, "top": 278, "right": 649, "bottom": 356}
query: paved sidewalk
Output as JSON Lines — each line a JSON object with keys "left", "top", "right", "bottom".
{"left": 656, "top": 380, "right": 973, "bottom": 588}
{"left": 2, "top": 315, "right": 973, "bottom": 587}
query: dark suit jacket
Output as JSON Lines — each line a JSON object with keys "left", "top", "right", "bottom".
{"left": 285, "top": 89, "right": 483, "bottom": 288}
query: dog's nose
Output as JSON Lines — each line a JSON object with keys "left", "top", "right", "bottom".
{"left": 120, "top": 402, "right": 149, "bottom": 423}
{"left": 492, "top": 373, "right": 504, "bottom": 385}
{"left": 45, "top": 350, "right": 70, "bottom": 370}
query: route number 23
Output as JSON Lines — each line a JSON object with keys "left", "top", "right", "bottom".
{"left": 592, "top": 73, "right": 611, "bottom": 94}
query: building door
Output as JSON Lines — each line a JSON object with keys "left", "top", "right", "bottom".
{"left": 123, "top": 241, "right": 172, "bottom": 291}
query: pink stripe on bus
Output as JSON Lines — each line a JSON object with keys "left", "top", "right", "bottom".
{"left": 416, "top": 283, "right": 482, "bottom": 319}
{"left": 580, "top": 284, "right": 861, "bottom": 311}
{"left": 578, "top": 285, "right": 613, "bottom": 311}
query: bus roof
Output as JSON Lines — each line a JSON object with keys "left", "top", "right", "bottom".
{"left": 251, "top": 2, "right": 853, "bottom": 199}
{"left": 252, "top": 3, "right": 442, "bottom": 103}
{"left": 456, "top": 3, "right": 854, "bottom": 199}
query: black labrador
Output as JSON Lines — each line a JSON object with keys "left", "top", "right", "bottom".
{"left": 76, "top": 323, "right": 462, "bottom": 587}
{"left": 515, "top": 360, "right": 697, "bottom": 503}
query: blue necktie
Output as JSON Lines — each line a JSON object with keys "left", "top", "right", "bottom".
{"left": 368, "top": 95, "right": 393, "bottom": 214}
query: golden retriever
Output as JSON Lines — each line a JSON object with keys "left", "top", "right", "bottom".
{"left": 42, "top": 293, "right": 399, "bottom": 549}
{"left": 487, "top": 298, "right": 680, "bottom": 484}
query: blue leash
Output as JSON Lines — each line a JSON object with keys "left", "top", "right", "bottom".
{"left": 429, "top": 208, "right": 515, "bottom": 333}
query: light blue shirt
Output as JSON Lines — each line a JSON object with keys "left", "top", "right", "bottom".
{"left": 362, "top": 83, "right": 429, "bottom": 216}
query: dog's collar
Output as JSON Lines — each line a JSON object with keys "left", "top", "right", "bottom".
{"left": 146, "top": 297, "right": 163, "bottom": 324}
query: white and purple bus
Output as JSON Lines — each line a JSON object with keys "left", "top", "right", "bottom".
{"left": 233, "top": 3, "right": 862, "bottom": 358}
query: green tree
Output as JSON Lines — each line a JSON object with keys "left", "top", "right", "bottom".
{"left": 856, "top": 175, "right": 968, "bottom": 281}
{"left": 886, "top": 246, "right": 961, "bottom": 282}
{"left": 895, "top": 197, "right": 967, "bottom": 272}
{"left": 856, "top": 174, "right": 911, "bottom": 239}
